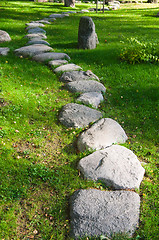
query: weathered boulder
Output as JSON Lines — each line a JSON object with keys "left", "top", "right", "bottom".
{"left": 27, "top": 39, "right": 50, "bottom": 46}
{"left": 27, "top": 27, "right": 46, "bottom": 34}
{"left": 77, "top": 92, "right": 103, "bottom": 108}
{"left": 48, "top": 59, "right": 68, "bottom": 67}
{"left": 78, "top": 145, "right": 145, "bottom": 189}
{"left": 14, "top": 44, "right": 53, "bottom": 57}
{"left": 54, "top": 64, "right": 82, "bottom": 73}
{"left": 65, "top": 80, "right": 106, "bottom": 93}
{"left": 78, "top": 16, "right": 98, "bottom": 49}
{"left": 77, "top": 118, "right": 128, "bottom": 151}
{"left": 59, "top": 103, "right": 102, "bottom": 128}
{"left": 0, "top": 30, "right": 11, "bottom": 43}
{"left": 64, "top": 0, "right": 75, "bottom": 8}
{"left": 32, "top": 52, "right": 70, "bottom": 62}
{"left": 0, "top": 47, "right": 10, "bottom": 56}
{"left": 24, "top": 33, "right": 47, "bottom": 40}
{"left": 70, "top": 189, "right": 140, "bottom": 239}
{"left": 60, "top": 70, "right": 99, "bottom": 83}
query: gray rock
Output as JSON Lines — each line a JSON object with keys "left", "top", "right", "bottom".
{"left": 81, "top": 9, "right": 90, "bottom": 12}
{"left": 77, "top": 92, "right": 103, "bottom": 108}
{"left": 78, "top": 145, "right": 145, "bottom": 189}
{"left": 48, "top": 59, "right": 68, "bottom": 66}
{"left": 64, "top": 0, "right": 75, "bottom": 7}
{"left": 54, "top": 64, "right": 82, "bottom": 73}
{"left": 70, "top": 189, "right": 140, "bottom": 238}
{"left": 0, "top": 30, "right": 11, "bottom": 43}
{"left": 78, "top": 16, "right": 98, "bottom": 49}
{"left": 32, "top": 52, "right": 70, "bottom": 62}
{"left": 77, "top": 118, "right": 128, "bottom": 152}
{"left": 25, "top": 22, "right": 45, "bottom": 28}
{"left": 32, "top": 20, "right": 51, "bottom": 24}
{"left": 14, "top": 44, "right": 53, "bottom": 57}
{"left": 24, "top": 33, "right": 47, "bottom": 40}
{"left": 27, "top": 27, "right": 46, "bottom": 34}
{"left": 59, "top": 103, "right": 102, "bottom": 128}
{"left": 27, "top": 39, "right": 50, "bottom": 46}
{"left": 49, "top": 14, "right": 65, "bottom": 18}
{"left": 65, "top": 80, "right": 106, "bottom": 93}
{"left": 0, "top": 47, "right": 10, "bottom": 56}
{"left": 43, "top": 17, "right": 56, "bottom": 22}
{"left": 62, "top": 11, "right": 76, "bottom": 14}
{"left": 60, "top": 70, "right": 99, "bottom": 83}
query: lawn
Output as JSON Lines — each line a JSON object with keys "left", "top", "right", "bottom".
{"left": 0, "top": 1, "right": 159, "bottom": 239}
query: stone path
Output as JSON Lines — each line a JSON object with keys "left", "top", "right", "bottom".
{"left": 0, "top": 9, "right": 145, "bottom": 239}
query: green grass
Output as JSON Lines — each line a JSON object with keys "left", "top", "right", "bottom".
{"left": 0, "top": 1, "right": 159, "bottom": 239}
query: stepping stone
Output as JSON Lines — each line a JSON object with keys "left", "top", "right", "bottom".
{"left": 14, "top": 44, "right": 53, "bottom": 57}
{"left": 62, "top": 13, "right": 69, "bottom": 17}
{"left": 62, "top": 11, "right": 76, "bottom": 14}
{"left": 59, "top": 103, "right": 102, "bottom": 128}
{"left": 65, "top": 80, "right": 106, "bottom": 93}
{"left": 54, "top": 64, "right": 82, "bottom": 73}
{"left": 0, "top": 47, "right": 10, "bottom": 56}
{"left": 27, "top": 27, "right": 46, "bottom": 34}
{"left": 49, "top": 14, "right": 65, "bottom": 18}
{"left": 77, "top": 92, "right": 103, "bottom": 108}
{"left": 60, "top": 70, "right": 99, "bottom": 83}
{"left": 48, "top": 59, "right": 68, "bottom": 67}
{"left": 0, "top": 30, "right": 11, "bottom": 43}
{"left": 70, "top": 189, "right": 140, "bottom": 239}
{"left": 43, "top": 17, "right": 56, "bottom": 22}
{"left": 25, "top": 22, "right": 45, "bottom": 28}
{"left": 78, "top": 145, "right": 145, "bottom": 190}
{"left": 33, "top": 20, "right": 51, "bottom": 24}
{"left": 80, "top": 9, "right": 90, "bottom": 13}
{"left": 77, "top": 118, "right": 128, "bottom": 152}
{"left": 32, "top": 52, "right": 70, "bottom": 62}
{"left": 27, "top": 39, "right": 50, "bottom": 46}
{"left": 24, "top": 33, "right": 47, "bottom": 40}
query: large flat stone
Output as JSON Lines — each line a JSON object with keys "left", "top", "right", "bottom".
{"left": 78, "top": 145, "right": 145, "bottom": 189}
{"left": 48, "top": 59, "right": 68, "bottom": 67}
{"left": 59, "top": 103, "right": 102, "bottom": 128}
{"left": 32, "top": 20, "right": 51, "bottom": 24}
{"left": 0, "top": 30, "right": 11, "bottom": 43}
{"left": 32, "top": 52, "right": 70, "bottom": 62}
{"left": 27, "top": 27, "right": 46, "bottom": 34}
{"left": 70, "top": 189, "right": 140, "bottom": 239}
{"left": 54, "top": 64, "right": 82, "bottom": 73}
{"left": 14, "top": 44, "right": 53, "bottom": 57}
{"left": 27, "top": 39, "right": 50, "bottom": 46}
{"left": 25, "top": 22, "right": 45, "bottom": 28}
{"left": 65, "top": 80, "right": 106, "bottom": 93}
{"left": 60, "top": 70, "right": 99, "bottom": 83}
{"left": 49, "top": 14, "right": 65, "bottom": 18}
{"left": 0, "top": 47, "right": 10, "bottom": 56}
{"left": 77, "top": 92, "right": 103, "bottom": 108}
{"left": 24, "top": 33, "right": 47, "bottom": 40}
{"left": 77, "top": 118, "right": 128, "bottom": 152}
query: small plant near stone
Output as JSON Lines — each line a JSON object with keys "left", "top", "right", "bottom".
{"left": 120, "top": 37, "right": 159, "bottom": 64}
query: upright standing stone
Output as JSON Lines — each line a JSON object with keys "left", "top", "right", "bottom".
{"left": 78, "top": 17, "right": 98, "bottom": 49}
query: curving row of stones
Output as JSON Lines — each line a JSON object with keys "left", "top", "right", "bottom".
{"left": 1, "top": 10, "right": 145, "bottom": 239}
